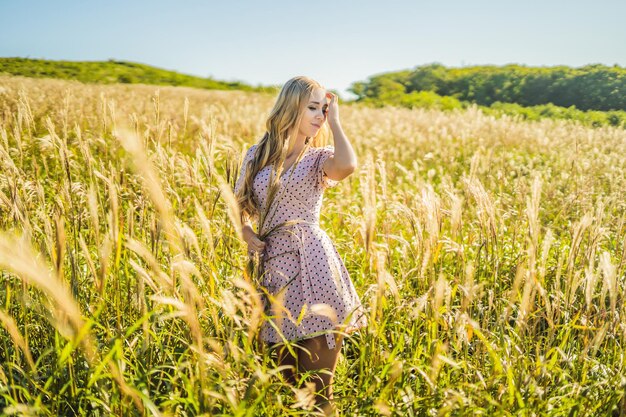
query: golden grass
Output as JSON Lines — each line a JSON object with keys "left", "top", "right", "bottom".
{"left": 0, "top": 74, "right": 625, "bottom": 415}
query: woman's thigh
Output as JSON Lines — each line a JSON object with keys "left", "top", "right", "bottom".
{"left": 298, "top": 332, "right": 344, "bottom": 372}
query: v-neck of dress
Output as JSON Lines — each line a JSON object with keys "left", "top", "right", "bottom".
{"left": 279, "top": 147, "right": 310, "bottom": 178}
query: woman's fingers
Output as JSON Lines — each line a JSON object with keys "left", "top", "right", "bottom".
{"left": 244, "top": 230, "right": 266, "bottom": 254}
{"left": 252, "top": 240, "right": 265, "bottom": 252}
{"left": 247, "top": 238, "right": 266, "bottom": 253}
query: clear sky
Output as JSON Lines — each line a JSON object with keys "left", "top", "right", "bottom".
{"left": 1, "top": 0, "right": 625, "bottom": 98}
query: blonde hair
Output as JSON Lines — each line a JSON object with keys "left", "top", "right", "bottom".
{"left": 236, "top": 76, "right": 330, "bottom": 222}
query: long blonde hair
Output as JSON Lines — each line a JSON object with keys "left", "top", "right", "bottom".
{"left": 236, "top": 76, "right": 330, "bottom": 222}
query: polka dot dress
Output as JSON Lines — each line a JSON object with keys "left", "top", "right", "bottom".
{"left": 235, "top": 144, "right": 368, "bottom": 350}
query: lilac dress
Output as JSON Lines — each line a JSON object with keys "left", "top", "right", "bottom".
{"left": 234, "top": 144, "right": 368, "bottom": 350}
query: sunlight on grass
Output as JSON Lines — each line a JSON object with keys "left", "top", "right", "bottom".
{"left": 0, "top": 75, "right": 624, "bottom": 415}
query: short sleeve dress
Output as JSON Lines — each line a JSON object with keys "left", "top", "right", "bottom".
{"left": 234, "top": 143, "right": 368, "bottom": 350}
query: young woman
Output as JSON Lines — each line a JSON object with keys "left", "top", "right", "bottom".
{"left": 234, "top": 76, "right": 368, "bottom": 414}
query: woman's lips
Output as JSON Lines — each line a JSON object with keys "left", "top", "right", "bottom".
{"left": 312, "top": 123, "right": 320, "bottom": 128}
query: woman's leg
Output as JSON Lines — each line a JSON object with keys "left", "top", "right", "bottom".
{"left": 298, "top": 332, "right": 344, "bottom": 415}
{"left": 275, "top": 342, "right": 299, "bottom": 385}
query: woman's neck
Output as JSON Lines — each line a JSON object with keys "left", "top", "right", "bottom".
{"left": 286, "top": 136, "right": 309, "bottom": 158}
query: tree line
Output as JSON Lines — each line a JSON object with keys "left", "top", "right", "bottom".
{"left": 349, "top": 63, "right": 626, "bottom": 112}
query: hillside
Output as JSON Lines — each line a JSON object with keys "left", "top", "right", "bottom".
{"left": 0, "top": 57, "right": 277, "bottom": 93}
{"left": 2, "top": 58, "right": 625, "bottom": 129}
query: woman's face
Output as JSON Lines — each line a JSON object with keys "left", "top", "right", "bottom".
{"left": 298, "top": 87, "right": 329, "bottom": 139}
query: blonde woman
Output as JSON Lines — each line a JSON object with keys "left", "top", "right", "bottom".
{"left": 234, "top": 76, "right": 368, "bottom": 414}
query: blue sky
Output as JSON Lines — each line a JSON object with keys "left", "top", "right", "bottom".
{"left": 1, "top": 0, "right": 625, "bottom": 98}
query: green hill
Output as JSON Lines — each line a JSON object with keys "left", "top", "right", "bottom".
{"left": 0, "top": 57, "right": 277, "bottom": 93}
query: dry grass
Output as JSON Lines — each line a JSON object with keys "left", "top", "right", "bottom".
{"left": 0, "top": 74, "right": 625, "bottom": 415}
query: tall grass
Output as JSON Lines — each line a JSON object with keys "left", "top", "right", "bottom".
{"left": 0, "top": 75, "right": 625, "bottom": 415}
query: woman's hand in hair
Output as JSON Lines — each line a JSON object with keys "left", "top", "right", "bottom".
{"left": 242, "top": 224, "right": 266, "bottom": 254}
{"left": 325, "top": 92, "right": 340, "bottom": 127}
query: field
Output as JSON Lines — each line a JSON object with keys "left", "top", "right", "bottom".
{"left": 0, "top": 75, "right": 625, "bottom": 416}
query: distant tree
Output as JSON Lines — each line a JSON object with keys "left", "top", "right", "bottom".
{"left": 406, "top": 63, "right": 448, "bottom": 93}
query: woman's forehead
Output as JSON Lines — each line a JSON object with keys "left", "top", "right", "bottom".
{"left": 308, "top": 88, "right": 328, "bottom": 104}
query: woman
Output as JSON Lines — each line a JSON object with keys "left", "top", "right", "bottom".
{"left": 234, "top": 76, "right": 368, "bottom": 414}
